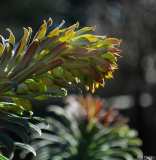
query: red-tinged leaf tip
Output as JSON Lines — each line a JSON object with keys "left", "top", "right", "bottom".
{"left": 47, "top": 18, "right": 53, "bottom": 28}
{"left": 93, "top": 56, "right": 114, "bottom": 72}
{"left": 91, "top": 25, "right": 96, "bottom": 31}
{"left": 113, "top": 53, "right": 122, "bottom": 58}
{"left": 108, "top": 47, "right": 121, "bottom": 53}
{"left": 90, "top": 84, "right": 95, "bottom": 93}
{"left": 112, "top": 62, "right": 118, "bottom": 69}
{"left": 100, "top": 80, "right": 105, "bottom": 87}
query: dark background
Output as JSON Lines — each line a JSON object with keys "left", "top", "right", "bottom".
{"left": 0, "top": 0, "right": 156, "bottom": 158}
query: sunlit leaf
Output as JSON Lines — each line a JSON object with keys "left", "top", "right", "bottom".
{"left": 6, "top": 29, "right": 15, "bottom": 45}
{"left": 15, "top": 142, "right": 36, "bottom": 156}
{"left": 29, "top": 123, "right": 42, "bottom": 136}
{"left": 0, "top": 154, "right": 9, "bottom": 160}
{"left": 34, "top": 20, "right": 47, "bottom": 40}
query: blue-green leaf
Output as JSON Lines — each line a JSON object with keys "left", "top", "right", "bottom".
{"left": 0, "top": 81, "right": 18, "bottom": 94}
{"left": 0, "top": 125, "right": 28, "bottom": 144}
{"left": 0, "top": 132, "right": 14, "bottom": 159}
{"left": 15, "top": 142, "right": 36, "bottom": 156}
{"left": 29, "top": 123, "right": 42, "bottom": 136}
{"left": 0, "top": 116, "right": 30, "bottom": 132}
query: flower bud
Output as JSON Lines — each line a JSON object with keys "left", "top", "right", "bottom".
{"left": 51, "top": 68, "right": 63, "bottom": 79}
{"left": 20, "top": 99, "right": 32, "bottom": 112}
{"left": 41, "top": 74, "right": 53, "bottom": 86}
{"left": 35, "top": 95, "right": 48, "bottom": 100}
{"left": 25, "top": 80, "right": 40, "bottom": 92}
{"left": 16, "top": 88, "right": 27, "bottom": 95}
{"left": 70, "top": 69, "right": 81, "bottom": 77}
{"left": 63, "top": 68, "right": 73, "bottom": 83}
{"left": 38, "top": 84, "right": 47, "bottom": 91}
{"left": 8, "top": 105, "right": 23, "bottom": 115}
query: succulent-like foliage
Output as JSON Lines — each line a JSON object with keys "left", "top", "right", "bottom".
{"left": 0, "top": 18, "right": 122, "bottom": 114}
{"left": 0, "top": 18, "right": 122, "bottom": 159}
{"left": 0, "top": 105, "right": 49, "bottom": 159}
{"left": 28, "top": 95, "right": 143, "bottom": 160}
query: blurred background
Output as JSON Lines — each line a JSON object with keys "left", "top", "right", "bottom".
{"left": 0, "top": 0, "right": 156, "bottom": 158}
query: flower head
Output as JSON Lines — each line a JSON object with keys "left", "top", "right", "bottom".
{"left": 65, "top": 94, "right": 128, "bottom": 127}
{"left": 0, "top": 18, "right": 122, "bottom": 114}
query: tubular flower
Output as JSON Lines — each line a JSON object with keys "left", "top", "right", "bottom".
{"left": 0, "top": 18, "right": 122, "bottom": 114}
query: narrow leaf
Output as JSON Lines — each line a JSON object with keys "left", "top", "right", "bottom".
{"left": 46, "top": 18, "right": 53, "bottom": 29}
{"left": 0, "top": 43, "right": 12, "bottom": 79}
{"left": 68, "top": 48, "right": 99, "bottom": 57}
{"left": 126, "top": 147, "right": 143, "bottom": 157}
{"left": 0, "top": 132, "right": 14, "bottom": 159}
{"left": 39, "top": 41, "right": 70, "bottom": 62}
{"left": 0, "top": 125, "right": 28, "bottom": 144}
{"left": 11, "top": 62, "right": 45, "bottom": 84}
{"left": 0, "top": 116, "right": 30, "bottom": 132}
{"left": 33, "top": 20, "right": 47, "bottom": 40}
{"left": 0, "top": 91, "right": 46, "bottom": 99}
{"left": 96, "top": 38, "right": 122, "bottom": 48}
{"left": 32, "top": 117, "right": 49, "bottom": 129}
{"left": 15, "top": 142, "right": 36, "bottom": 156}
{"left": 0, "top": 43, "right": 3, "bottom": 56}
{"left": 53, "top": 79, "right": 74, "bottom": 89}
{"left": 71, "top": 34, "right": 98, "bottom": 47}
{"left": 47, "top": 92, "right": 67, "bottom": 99}
{"left": 8, "top": 39, "right": 39, "bottom": 79}
{"left": 2, "top": 62, "right": 45, "bottom": 94}
{"left": 58, "top": 30, "right": 73, "bottom": 42}
{"left": 70, "top": 26, "right": 96, "bottom": 39}
{"left": 0, "top": 81, "right": 18, "bottom": 94}
{"left": 0, "top": 154, "right": 9, "bottom": 160}
{"left": 6, "top": 29, "right": 15, "bottom": 45}
{"left": 33, "top": 28, "right": 59, "bottom": 61}
{"left": 7, "top": 28, "right": 32, "bottom": 72}
{"left": 35, "top": 58, "right": 64, "bottom": 76}
{"left": 61, "top": 58, "right": 88, "bottom": 69}
{"left": 128, "top": 138, "right": 142, "bottom": 146}
{"left": 92, "top": 56, "right": 114, "bottom": 71}
{"left": 29, "top": 123, "right": 42, "bottom": 136}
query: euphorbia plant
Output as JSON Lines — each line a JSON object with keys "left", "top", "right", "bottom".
{"left": 28, "top": 94, "right": 143, "bottom": 160}
{"left": 0, "top": 18, "right": 122, "bottom": 159}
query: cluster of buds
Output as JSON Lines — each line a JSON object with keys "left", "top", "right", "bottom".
{"left": 0, "top": 18, "right": 122, "bottom": 114}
